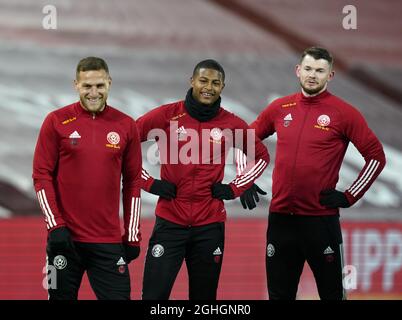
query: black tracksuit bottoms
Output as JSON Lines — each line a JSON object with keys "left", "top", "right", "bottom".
{"left": 142, "top": 216, "right": 225, "bottom": 300}
{"left": 46, "top": 242, "right": 131, "bottom": 300}
{"left": 266, "top": 212, "right": 346, "bottom": 300}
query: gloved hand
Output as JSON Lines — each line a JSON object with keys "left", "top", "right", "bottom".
{"left": 47, "top": 226, "right": 74, "bottom": 253}
{"left": 319, "top": 189, "right": 350, "bottom": 209}
{"left": 124, "top": 243, "right": 140, "bottom": 263}
{"left": 149, "top": 179, "right": 177, "bottom": 200}
{"left": 211, "top": 183, "right": 235, "bottom": 200}
{"left": 240, "top": 184, "right": 267, "bottom": 210}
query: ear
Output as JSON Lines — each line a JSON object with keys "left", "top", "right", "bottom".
{"left": 73, "top": 79, "right": 79, "bottom": 91}
{"left": 327, "top": 70, "right": 335, "bottom": 82}
{"left": 295, "top": 64, "right": 301, "bottom": 78}
{"left": 189, "top": 77, "right": 194, "bottom": 88}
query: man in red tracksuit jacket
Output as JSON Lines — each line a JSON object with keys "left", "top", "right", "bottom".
{"left": 137, "top": 59, "right": 269, "bottom": 300}
{"left": 240, "top": 47, "right": 386, "bottom": 300}
{"left": 32, "top": 57, "right": 142, "bottom": 300}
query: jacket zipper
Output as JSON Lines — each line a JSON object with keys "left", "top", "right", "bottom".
{"left": 92, "top": 113, "right": 96, "bottom": 145}
{"left": 188, "top": 121, "right": 201, "bottom": 227}
{"left": 289, "top": 107, "right": 310, "bottom": 212}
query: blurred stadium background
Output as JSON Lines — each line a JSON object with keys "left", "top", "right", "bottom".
{"left": 0, "top": 0, "right": 401, "bottom": 299}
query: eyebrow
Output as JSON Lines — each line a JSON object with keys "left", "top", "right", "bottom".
{"left": 199, "top": 76, "right": 222, "bottom": 82}
{"left": 81, "top": 82, "right": 106, "bottom": 86}
{"left": 304, "top": 66, "right": 325, "bottom": 71}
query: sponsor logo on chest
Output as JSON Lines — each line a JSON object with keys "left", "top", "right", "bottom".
{"left": 68, "top": 130, "right": 122, "bottom": 148}
{"left": 171, "top": 112, "right": 186, "bottom": 121}
{"left": 283, "top": 113, "right": 293, "bottom": 127}
{"left": 281, "top": 102, "right": 296, "bottom": 108}
{"left": 69, "top": 130, "right": 81, "bottom": 145}
{"left": 281, "top": 113, "right": 332, "bottom": 132}
{"left": 176, "top": 126, "right": 187, "bottom": 141}
{"left": 62, "top": 117, "right": 77, "bottom": 125}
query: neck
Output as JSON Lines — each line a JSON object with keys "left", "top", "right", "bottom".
{"left": 184, "top": 88, "right": 221, "bottom": 122}
{"left": 79, "top": 101, "right": 106, "bottom": 114}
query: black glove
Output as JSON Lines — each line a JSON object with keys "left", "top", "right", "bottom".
{"left": 149, "top": 179, "right": 177, "bottom": 200}
{"left": 319, "top": 189, "right": 350, "bottom": 209}
{"left": 211, "top": 183, "right": 235, "bottom": 200}
{"left": 124, "top": 244, "right": 140, "bottom": 263}
{"left": 240, "top": 184, "right": 267, "bottom": 210}
{"left": 47, "top": 226, "right": 74, "bottom": 254}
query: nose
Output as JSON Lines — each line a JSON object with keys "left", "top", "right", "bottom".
{"left": 308, "top": 70, "right": 317, "bottom": 77}
{"left": 307, "top": 73, "right": 316, "bottom": 80}
{"left": 89, "top": 86, "right": 99, "bottom": 97}
{"left": 205, "top": 82, "right": 213, "bottom": 91}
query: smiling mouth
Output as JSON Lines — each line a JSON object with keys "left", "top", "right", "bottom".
{"left": 87, "top": 98, "right": 101, "bottom": 103}
{"left": 201, "top": 92, "right": 214, "bottom": 98}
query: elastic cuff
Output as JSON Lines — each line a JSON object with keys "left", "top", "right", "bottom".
{"left": 47, "top": 224, "right": 66, "bottom": 233}
{"left": 344, "top": 191, "right": 356, "bottom": 206}
{"left": 125, "top": 241, "right": 140, "bottom": 247}
{"left": 142, "top": 177, "right": 155, "bottom": 192}
{"left": 229, "top": 183, "right": 241, "bottom": 199}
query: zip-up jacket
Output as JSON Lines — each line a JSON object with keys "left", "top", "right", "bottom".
{"left": 138, "top": 100, "right": 269, "bottom": 226}
{"left": 32, "top": 102, "right": 142, "bottom": 244}
{"left": 250, "top": 90, "right": 385, "bottom": 215}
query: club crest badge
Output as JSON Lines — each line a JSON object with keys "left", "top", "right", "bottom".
{"left": 267, "top": 244, "right": 275, "bottom": 257}
{"left": 210, "top": 128, "right": 223, "bottom": 141}
{"left": 107, "top": 132, "right": 120, "bottom": 145}
{"left": 317, "top": 115, "right": 330, "bottom": 127}
{"left": 152, "top": 244, "right": 164, "bottom": 258}
{"left": 53, "top": 255, "right": 67, "bottom": 270}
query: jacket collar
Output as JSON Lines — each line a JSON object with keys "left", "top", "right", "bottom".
{"left": 73, "top": 101, "right": 109, "bottom": 118}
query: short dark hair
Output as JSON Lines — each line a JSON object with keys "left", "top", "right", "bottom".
{"left": 76, "top": 57, "right": 109, "bottom": 79}
{"left": 300, "top": 47, "right": 333, "bottom": 66}
{"left": 192, "top": 59, "right": 225, "bottom": 82}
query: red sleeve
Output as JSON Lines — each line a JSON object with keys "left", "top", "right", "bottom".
{"left": 249, "top": 102, "right": 278, "bottom": 140}
{"left": 136, "top": 105, "right": 168, "bottom": 192}
{"left": 122, "top": 120, "right": 143, "bottom": 245}
{"left": 141, "top": 168, "right": 155, "bottom": 193}
{"left": 229, "top": 117, "right": 270, "bottom": 198}
{"left": 342, "top": 106, "right": 386, "bottom": 205}
{"left": 136, "top": 105, "right": 169, "bottom": 142}
{"left": 32, "top": 113, "right": 66, "bottom": 231}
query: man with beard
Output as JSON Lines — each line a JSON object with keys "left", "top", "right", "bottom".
{"left": 138, "top": 59, "right": 269, "bottom": 300}
{"left": 33, "top": 57, "right": 142, "bottom": 299}
{"left": 240, "top": 47, "right": 386, "bottom": 299}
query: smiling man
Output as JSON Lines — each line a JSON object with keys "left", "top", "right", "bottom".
{"left": 33, "top": 57, "right": 142, "bottom": 300}
{"left": 240, "top": 47, "right": 386, "bottom": 300}
{"left": 138, "top": 59, "right": 269, "bottom": 300}
{"left": 74, "top": 66, "right": 110, "bottom": 114}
